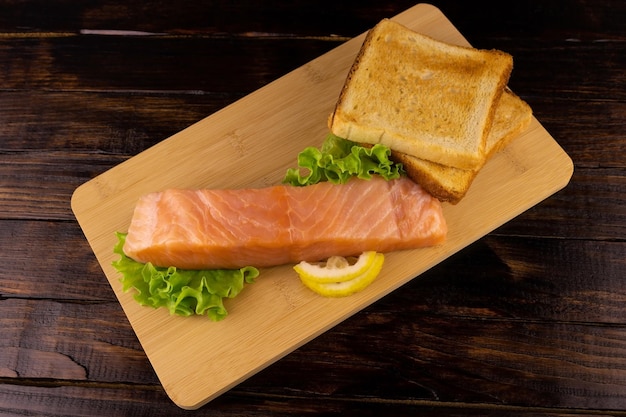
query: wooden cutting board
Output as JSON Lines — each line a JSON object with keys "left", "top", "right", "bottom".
{"left": 71, "top": 3, "right": 573, "bottom": 410}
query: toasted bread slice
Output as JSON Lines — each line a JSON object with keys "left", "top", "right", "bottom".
{"left": 329, "top": 19, "right": 513, "bottom": 170}
{"left": 392, "top": 90, "right": 532, "bottom": 204}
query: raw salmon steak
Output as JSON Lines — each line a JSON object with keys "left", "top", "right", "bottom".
{"left": 123, "top": 176, "right": 447, "bottom": 269}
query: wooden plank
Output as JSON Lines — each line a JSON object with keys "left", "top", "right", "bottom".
{"left": 70, "top": 4, "right": 573, "bottom": 409}
{"left": 1, "top": 95, "right": 624, "bottom": 236}
{"left": 0, "top": 0, "right": 623, "bottom": 38}
{"left": 258, "top": 314, "right": 626, "bottom": 410}
{"left": 0, "top": 154, "right": 118, "bottom": 221}
{"left": 523, "top": 99, "right": 626, "bottom": 167}
{"left": 0, "top": 91, "right": 235, "bottom": 153}
{"left": 0, "top": 384, "right": 618, "bottom": 417}
{"left": 3, "top": 296, "right": 626, "bottom": 410}
{"left": 0, "top": 36, "right": 339, "bottom": 93}
{"left": 398, "top": 237, "right": 626, "bottom": 324}
{"left": 0, "top": 1, "right": 416, "bottom": 36}
{"left": 1, "top": 37, "right": 625, "bottom": 100}
{"left": 495, "top": 167, "right": 626, "bottom": 239}
{"left": 1, "top": 90, "right": 624, "bottom": 165}
{"left": 0, "top": 298, "right": 151, "bottom": 383}
{"left": 2, "top": 220, "right": 625, "bottom": 325}
{"left": 0, "top": 221, "right": 116, "bottom": 300}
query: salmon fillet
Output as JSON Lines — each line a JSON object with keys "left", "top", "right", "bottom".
{"left": 123, "top": 176, "right": 447, "bottom": 269}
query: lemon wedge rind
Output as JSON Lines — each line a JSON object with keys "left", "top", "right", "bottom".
{"left": 296, "top": 252, "right": 385, "bottom": 298}
{"left": 294, "top": 251, "right": 379, "bottom": 284}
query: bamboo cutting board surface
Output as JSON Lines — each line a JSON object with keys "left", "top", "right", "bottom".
{"left": 71, "top": 3, "right": 574, "bottom": 410}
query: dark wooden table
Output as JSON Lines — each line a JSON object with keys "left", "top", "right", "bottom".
{"left": 1, "top": 1, "right": 625, "bottom": 415}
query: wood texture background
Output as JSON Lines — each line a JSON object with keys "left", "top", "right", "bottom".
{"left": 1, "top": 0, "right": 625, "bottom": 415}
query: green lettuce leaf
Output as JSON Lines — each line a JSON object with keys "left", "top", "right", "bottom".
{"left": 283, "top": 133, "right": 404, "bottom": 186}
{"left": 112, "top": 233, "right": 259, "bottom": 321}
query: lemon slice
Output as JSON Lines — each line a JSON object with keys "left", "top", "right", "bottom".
{"left": 295, "top": 252, "right": 385, "bottom": 297}
{"left": 294, "top": 251, "right": 379, "bottom": 283}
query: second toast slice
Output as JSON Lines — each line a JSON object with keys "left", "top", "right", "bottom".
{"left": 391, "top": 90, "right": 533, "bottom": 204}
